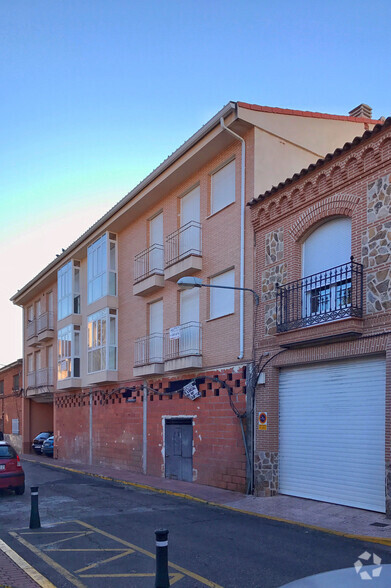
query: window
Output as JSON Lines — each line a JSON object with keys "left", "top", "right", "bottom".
{"left": 303, "top": 217, "right": 352, "bottom": 319}
{"left": 87, "top": 233, "right": 117, "bottom": 304}
{"left": 87, "top": 308, "right": 117, "bottom": 373}
{"left": 0, "top": 380, "right": 3, "bottom": 395}
{"left": 211, "top": 160, "right": 235, "bottom": 215}
{"left": 57, "top": 261, "right": 81, "bottom": 320}
{"left": 13, "top": 374, "right": 19, "bottom": 391}
{"left": 209, "top": 269, "right": 235, "bottom": 319}
{"left": 12, "top": 419, "right": 19, "bottom": 435}
{"left": 58, "top": 325, "right": 80, "bottom": 380}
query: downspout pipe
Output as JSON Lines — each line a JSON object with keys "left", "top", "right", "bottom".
{"left": 219, "top": 117, "right": 246, "bottom": 359}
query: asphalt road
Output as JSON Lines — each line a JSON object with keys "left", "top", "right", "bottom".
{"left": 1, "top": 460, "right": 391, "bottom": 587}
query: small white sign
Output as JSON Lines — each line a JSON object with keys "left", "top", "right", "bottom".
{"left": 183, "top": 381, "right": 201, "bottom": 401}
{"left": 169, "top": 326, "right": 181, "bottom": 340}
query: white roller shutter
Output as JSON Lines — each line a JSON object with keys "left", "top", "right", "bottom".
{"left": 279, "top": 356, "right": 385, "bottom": 512}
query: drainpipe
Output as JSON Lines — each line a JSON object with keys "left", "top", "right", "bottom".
{"left": 143, "top": 381, "right": 148, "bottom": 474}
{"left": 89, "top": 387, "right": 93, "bottom": 465}
{"left": 219, "top": 117, "right": 245, "bottom": 359}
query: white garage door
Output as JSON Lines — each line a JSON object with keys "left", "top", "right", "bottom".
{"left": 279, "top": 356, "right": 386, "bottom": 512}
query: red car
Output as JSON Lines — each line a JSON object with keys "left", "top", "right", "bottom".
{"left": 0, "top": 441, "right": 25, "bottom": 495}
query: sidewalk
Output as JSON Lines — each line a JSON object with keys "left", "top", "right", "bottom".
{"left": 22, "top": 453, "right": 391, "bottom": 544}
{"left": 0, "top": 538, "right": 51, "bottom": 588}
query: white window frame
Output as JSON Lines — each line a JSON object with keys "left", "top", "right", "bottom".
{"left": 302, "top": 217, "right": 352, "bottom": 319}
{"left": 57, "top": 260, "right": 81, "bottom": 320}
{"left": 211, "top": 159, "right": 236, "bottom": 215}
{"left": 58, "top": 325, "right": 80, "bottom": 380}
{"left": 12, "top": 419, "right": 19, "bottom": 435}
{"left": 209, "top": 269, "right": 235, "bottom": 320}
{"left": 87, "top": 308, "right": 117, "bottom": 374}
{"left": 27, "top": 354, "right": 34, "bottom": 374}
{"left": 87, "top": 233, "right": 117, "bottom": 304}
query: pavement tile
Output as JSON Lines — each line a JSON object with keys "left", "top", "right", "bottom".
{"left": 0, "top": 547, "right": 41, "bottom": 588}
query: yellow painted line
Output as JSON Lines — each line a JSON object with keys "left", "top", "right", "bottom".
{"left": 75, "top": 520, "right": 223, "bottom": 587}
{"left": 46, "top": 548, "right": 129, "bottom": 552}
{"left": 23, "top": 456, "right": 391, "bottom": 548}
{"left": 79, "top": 572, "right": 184, "bottom": 582}
{"left": 75, "top": 549, "right": 134, "bottom": 573}
{"left": 21, "top": 531, "right": 86, "bottom": 534}
{"left": 41, "top": 531, "right": 94, "bottom": 548}
{"left": 80, "top": 573, "right": 156, "bottom": 577}
{"left": 0, "top": 538, "right": 56, "bottom": 588}
{"left": 9, "top": 531, "right": 86, "bottom": 588}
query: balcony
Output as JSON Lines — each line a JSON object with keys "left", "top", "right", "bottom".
{"left": 164, "top": 322, "right": 202, "bottom": 371}
{"left": 26, "top": 319, "right": 39, "bottom": 346}
{"left": 133, "top": 333, "right": 164, "bottom": 377}
{"left": 37, "top": 312, "right": 55, "bottom": 342}
{"left": 133, "top": 244, "right": 164, "bottom": 296}
{"left": 26, "top": 369, "right": 54, "bottom": 401}
{"left": 276, "top": 259, "right": 363, "bottom": 338}
{"left": 164, "top": 221, "right": 202, "bottom": 281}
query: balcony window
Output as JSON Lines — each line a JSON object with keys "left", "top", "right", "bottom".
{"left": 27, "top": 305, "right": 36, "bottom": 339}
{"left": 87, "top": 233, "right": 117, "bottom": 304}
{"left": 58, "top": 325, "right": 80, "bottom": 380}
{"left": 276, "top": 260, "right": 362, "bottom": 332}
{"left": 58, "top": 260, "right": 81, "bottom": 320}
{"left": 134, "top": 244, "right": 164, "bottom": 282}
{"left": 87, "top": 308, "right": 117, "bottom": 373}
{"left": 276, "top": 218, "right": 360, "bottom": 333}
{"left": 211, "top": 159, "right": 235, "bottom": 215}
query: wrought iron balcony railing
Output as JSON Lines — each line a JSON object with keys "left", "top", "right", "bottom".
{"left": 165, "top": 221, "right": 202, "bottom": 267}
{"left": 164, "top": 322, "right": 202, "bottom": 360}
{"left": 134, "top": 244, "right": 164, "bottom": 283}
{"left": 27, "top": 371, "right": 36, "bottom": 388}
{"left": 276, "top": 258, "right": 363, "bottom": 333}
{"left": 36, "top": 368, "right": 54, "bottom": 387}
{"left": 134, "top": 333, "right": 164, "bottom": 366}
{"left": 28, "top": 369, "right": 54, "bottom": 388}
{"left": 26, "top": 319, "right": 36, "bottom": 339}
{"left": 37, "top": 311, "right": 54, "bottom": 334}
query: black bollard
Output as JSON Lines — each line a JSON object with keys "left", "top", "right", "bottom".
{"left": 155, "top": 529, "right": 170, "bottom": 588}
{"left": 29, "top": 486, "right": 41, "bottom": 529}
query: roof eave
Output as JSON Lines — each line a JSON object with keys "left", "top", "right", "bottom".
{"left": 11, "top": 101, "right": 237, "bottom": 305}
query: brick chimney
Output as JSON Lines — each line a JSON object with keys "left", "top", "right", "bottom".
{"left": 349, "top": 104, "right": 372, "bottom": 119}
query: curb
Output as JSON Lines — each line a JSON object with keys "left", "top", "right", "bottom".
{"left": 23, "top": 456, "right": 391, "bottom": 548}
{"left": 0, "top": 538, "right": 55, "bottom": 588}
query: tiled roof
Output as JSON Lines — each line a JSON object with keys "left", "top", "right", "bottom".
{"left": 248, "top": 117, "right": 391, "bottom": 207}
{"left": 237, "top": 101, "right": 382, "bottom": 125}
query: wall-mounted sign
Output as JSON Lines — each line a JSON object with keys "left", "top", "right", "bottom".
{"left": 169, "top": 326, "right": 181, "bottom": 340}
{"left": 258, "top": 411, "right": 267, "bottom": 431}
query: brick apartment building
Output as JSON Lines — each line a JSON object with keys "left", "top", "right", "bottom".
{"left": 11, "top": 101, "right": 379, "bottom": 494}
{"left": 0, "top": 359, "right": 23, "bottom": 452}
{"left": 250, "top": 116, "right": 391, "bottom": 514}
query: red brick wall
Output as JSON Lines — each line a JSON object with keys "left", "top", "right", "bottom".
{"left": 55, "top": 366, "right": 247, "bottom": 492}
{"left": 0, "top": 360, "right": 23, "bottom": 436}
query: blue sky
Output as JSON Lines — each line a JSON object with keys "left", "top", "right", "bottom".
{"left": 1, "top": 0, "right": 390, "bottom": 364}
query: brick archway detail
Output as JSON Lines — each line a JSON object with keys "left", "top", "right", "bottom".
{"left": 289, "top": 194, "right": 360, "bottom": 242}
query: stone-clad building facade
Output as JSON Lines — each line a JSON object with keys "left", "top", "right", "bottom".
{"left": 250, "top": 117, "right": 391, "bottom": 514}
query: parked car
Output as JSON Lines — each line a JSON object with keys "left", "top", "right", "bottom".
{"left": 32, "top": 432, "right": 53, "bottom": 454}
{"left": 41, "top": 436, "right": 54, "bottom": 457}
{"left": 0, "top": 441, "right": 25, "bottom": 495}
